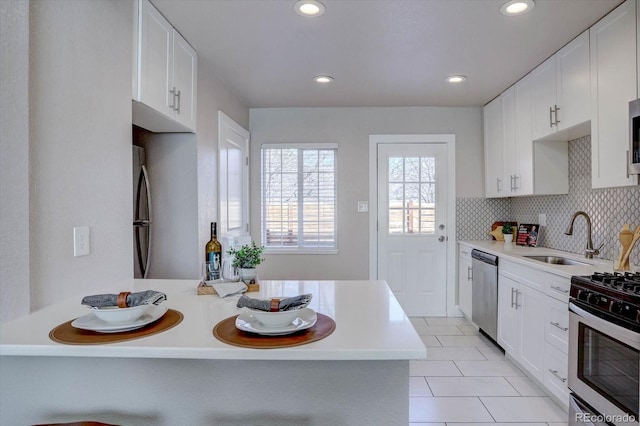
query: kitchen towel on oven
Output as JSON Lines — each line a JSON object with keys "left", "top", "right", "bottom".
{"left": 236, "top": 294, "right": 312, "bottom": 312}
{"left": 81, "top": 290, "right": 167, "bottom": 308}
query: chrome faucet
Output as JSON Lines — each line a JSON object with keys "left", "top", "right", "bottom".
{"left": 564, "top": 211, "right": 603, "bottom": 259}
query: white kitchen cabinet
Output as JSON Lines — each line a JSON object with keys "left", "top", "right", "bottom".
{"left": 544, "top": 343, "right": 570, "bottom": 404}
{"left": 458, "top": 245, "right": 473, "bottom": 319}
{"left": 497, "top": 275, "right": 519, "bottom": 355}
{"left": 531, "top": 31, "right": 590, "bottom": 142}
{"left": 133, "top": 0, "right": 197, "bottom": 133}
{"left": 484, "top": 96, "right": 505, "bottom": 197}
{"left": 504, "top": 75, "right": 569, "bottom": 197}
{"left": 498, "top": 275, "right": 545, "bottom": 381}
{"left": 591, "top": 0, "right": 639, "bottom": 188}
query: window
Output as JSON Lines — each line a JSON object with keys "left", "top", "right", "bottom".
{"left": 261, "top": 144, "right": 337, "bottom": 251}
{"left": 387, "top": 156, "right": 436, "bottom": 234}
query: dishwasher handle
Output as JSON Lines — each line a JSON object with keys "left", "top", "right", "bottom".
{"left": 471, "top": 249, "right": 498, "bottom": 266}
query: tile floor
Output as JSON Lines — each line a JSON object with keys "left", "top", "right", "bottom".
{"left": 409, "top": 316, "right": 569, "bottom": 426}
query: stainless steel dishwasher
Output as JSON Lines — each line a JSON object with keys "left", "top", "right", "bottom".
{"left": 471, "top": 249, "right": 499, "bottom": 341}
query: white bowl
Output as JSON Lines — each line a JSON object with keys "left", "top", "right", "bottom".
{"left": 249, "top": 309, "right": 301, "bottom": 328}
{"left": 90, "top": 304, "right": 150, "bottom": 324}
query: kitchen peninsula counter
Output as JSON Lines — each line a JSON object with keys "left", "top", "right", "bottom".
{"left": 1, "top": 279, "right": 425, "bottom": 425}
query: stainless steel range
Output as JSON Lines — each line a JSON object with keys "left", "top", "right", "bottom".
{"left": 569, "top": 272, "right": 640, "bottom": 426}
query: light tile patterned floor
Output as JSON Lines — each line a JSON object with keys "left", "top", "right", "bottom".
{"left": 409, "top": 317, "right": 569, "bottom": 426}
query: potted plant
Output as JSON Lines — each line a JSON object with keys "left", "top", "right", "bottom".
{"left": 227, "top": 241, "right": 265, "bottom": 284}
{"left": 502, "top": 223, "right": 514, "bottom": 243}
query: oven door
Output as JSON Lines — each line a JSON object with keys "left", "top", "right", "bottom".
{"left": 569, "top": 301, "right": 640, "bottom": 426}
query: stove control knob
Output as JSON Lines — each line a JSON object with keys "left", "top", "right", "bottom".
{"left": 609, "top": 301, "right": 622, "bottom": 314}
{"left": 577, "top": 290, "right": 590, "bottom": 301}
{"left": 586, "top": 293, "right": 599, "bottom": 304}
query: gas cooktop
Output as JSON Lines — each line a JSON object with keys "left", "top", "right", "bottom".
{"left": 571, "top": 272, "right": 640, "bottom": 326}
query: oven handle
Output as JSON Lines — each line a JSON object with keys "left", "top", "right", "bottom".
{"left": 569, "top": 301, "right": 640, "bottom": 347}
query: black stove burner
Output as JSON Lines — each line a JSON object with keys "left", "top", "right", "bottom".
{"left": 588, "top": 272, "right": 640, "bottom": 294}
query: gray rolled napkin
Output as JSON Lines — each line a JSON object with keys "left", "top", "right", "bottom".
{"left": 236, "top": 294, "right": 312, "bottom": 312}
{"left": 81, "top": 290, "right": 166, "bottom": 308}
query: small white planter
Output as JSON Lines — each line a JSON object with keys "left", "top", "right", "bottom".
{"left": 504, "top": 233, "right": 514, "bottom": 243}
{"left": 239, "top": 267, "right": 257, "bottom": 284}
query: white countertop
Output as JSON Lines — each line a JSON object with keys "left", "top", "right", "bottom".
{"left": 459, "top": 240, "right": 614, "bottom": 278}
{"left": 0, "top": 279, "right": 427, "bottom": 361}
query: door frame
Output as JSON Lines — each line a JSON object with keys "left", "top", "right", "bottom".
{"left": 368, "top": 134, "right": 458, "bottom": 317}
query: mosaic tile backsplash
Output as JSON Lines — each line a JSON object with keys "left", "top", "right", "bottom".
{"left": 457, "top": 135, "right": 640, "bottom": 267}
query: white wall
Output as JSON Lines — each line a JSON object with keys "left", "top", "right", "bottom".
{"left": 0, "top": 0, "right": 30, "bottom": 322}
{"left": 196, "top": 65, "right": 249, "bottom": 265}
{"left": 26, "top": 0, "right": 135, "bottom": 312}
{"left": 249, "top": 107, "right": 483, "bottom": 280}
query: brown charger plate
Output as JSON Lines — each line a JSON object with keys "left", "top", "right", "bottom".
{"left": 213, "top": 312, "right": 336, "bottom": 349}
{"left": 49, "top": 309, "right": 183, "bottom": 345}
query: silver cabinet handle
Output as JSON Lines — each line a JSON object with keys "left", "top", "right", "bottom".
{"left": 627, "top": 150, "right": 631, "bottom": 179}
{"left": 467, "top": 266, "right": 472, "bottom": 281}
{"left": 511, "top": 287, "right": 518, "bottom": 309}
{"left": 550, "top": 285, "right": 569, "bottom": 294}
{"left": 554, "top": 105, "right": 560, "bottom": 126}
{"left": 550, "top": 322, "right": 568, "bottom": 332}
{"left": 169, "top": 86, "right": 177, "bottom": 110}
{"left": 497, "top": 178, "right": 502, "bottom": 192}
{"left": 176, "top": 89, "right": 181, "bottom": 114}
{"left": 548, "top": 369, "right": 567, "bottom": 383}
{"left": 512, "top": 175, "right": 519, "bottom": 190}
{"left": 549, "top": 106, "right": 554, "bottom": 128}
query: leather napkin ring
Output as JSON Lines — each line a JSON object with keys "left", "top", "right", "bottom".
{"left": 270, "top": 298, "right": 280, "bottom": 312}
{"left": 117, "top": 291, "right": 131, "bottom": 308}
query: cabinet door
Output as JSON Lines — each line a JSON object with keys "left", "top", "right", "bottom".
{"left": 172, "top": 30, "right": 197, "bottom": 131}
{"left": 545, "top": 296, "right": 569, "bottom": 353}
{"left": 502, "top": 87, "right": 517, "bottom": 195}
{"left": 484, "top": 97, "right": 505, "bottom": 197}
{"left": 497, "top": 276, "right": 519, "bottom": 356}
{"left": 458, "top": 248, "right": 473, "bottom": 318}
{"left": 138, "top": 0, "right": 174, "bottom": 119}
{"left": 514, "top": 75, "right": 534, "bottom": 195}
{"left": 591, "top": 0, "right": 638, "bottom": 188}
{"left": 530, "top": 57, "right": 557, "bottom": 141}
{"left": 517, "top": 283, "right": 546, "bottom": 381}
{"left": 556, "top": 30, "right": 590, "bottom": 132}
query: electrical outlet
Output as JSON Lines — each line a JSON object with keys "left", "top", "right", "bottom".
{"left": 73, "top": 226, "right": 90, "bottom": 257}
{"left": 538, "top": 214, "right": 547, "bottom": 227}
{"left": 357, "top": 201, "right": 368, "bottom": 213}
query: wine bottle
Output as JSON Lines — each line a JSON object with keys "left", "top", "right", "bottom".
{"left": 205, "top": 222, "right": 222, "bottom": 280}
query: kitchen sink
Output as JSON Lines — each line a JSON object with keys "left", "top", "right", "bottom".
{"left": 522, "top": 255, "right": 592, "bottom": 266}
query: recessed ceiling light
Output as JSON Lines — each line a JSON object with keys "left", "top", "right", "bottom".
{"left": 446, "top": 75, "right": 467, "bottom": 84}
{"left": 500, "top": 0, "right": 535, "bottom": 16}
{"left": 295, "top": 0, "right": 325, "bottom": 17}
{"left": 313, "top": 75, "right": 334, "bottom": 84}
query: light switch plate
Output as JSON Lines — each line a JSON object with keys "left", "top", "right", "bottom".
{"left": 357, "top": 201, "right": 368, "bottom": 213}
{"left": 73, "top": 226, "right": 90, "bottom": 257}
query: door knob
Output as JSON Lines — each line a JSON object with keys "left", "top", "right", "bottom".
{"left": 439, "top": 224, "right": 445, "bottom": 230}
{"left": 438, "top": 236, "right": 445, "bottom": 242}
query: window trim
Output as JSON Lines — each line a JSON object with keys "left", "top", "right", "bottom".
{"left": 261, "top": 143, "right": 338, "bottom": 254}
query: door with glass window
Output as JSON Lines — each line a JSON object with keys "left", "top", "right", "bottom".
{"left": 377, "top": 143, "right": 448, "bottom": 316}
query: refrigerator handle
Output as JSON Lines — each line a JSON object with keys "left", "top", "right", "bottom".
{"left": 135, "top": 165, "right": 152, "bottom": 278}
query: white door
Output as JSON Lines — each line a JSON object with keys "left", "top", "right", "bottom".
{"left": 377, "top": 143, "right": 448, "bottom": 316}
{"left": 218, "top": 111, "right": 249, "bottom": 237}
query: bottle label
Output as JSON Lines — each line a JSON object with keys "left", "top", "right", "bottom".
{"left": 206, "top": 252, "right": 221, "bottom": 280}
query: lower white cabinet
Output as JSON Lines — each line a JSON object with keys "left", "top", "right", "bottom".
{"left": 497, "top": 275, "right": 545, "bottom": 381}
{"left": 497, "top": 260, "right": 570, "bottom": 407}
{"left": 544, "top": 343, "right": 570, "bottom": 403}
{"left": 458, "top": 245, "right": 473, "bottom": 318}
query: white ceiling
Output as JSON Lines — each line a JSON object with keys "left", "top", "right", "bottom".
{"left": 152, "top": 0, "right": 623, "bottom": 108}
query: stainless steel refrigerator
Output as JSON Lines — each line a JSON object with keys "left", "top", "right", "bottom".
{"left": 133, "top": 146, "right": 151, "bottom": 278}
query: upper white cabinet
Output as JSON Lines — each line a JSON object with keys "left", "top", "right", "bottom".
{"left": 133, "top": 0, "right": 197, "bottom": 133}
{"left": 484, "top": 96, "right": 505, "bottom": 197}
{"left": 590, "top": 0, "right": 639, "bottom": 188}
{"left": 531, "top": 31, "right": 591, "bottom": 142}
{"left": 484, "top": 79, "right": 568, "bottom": 198}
